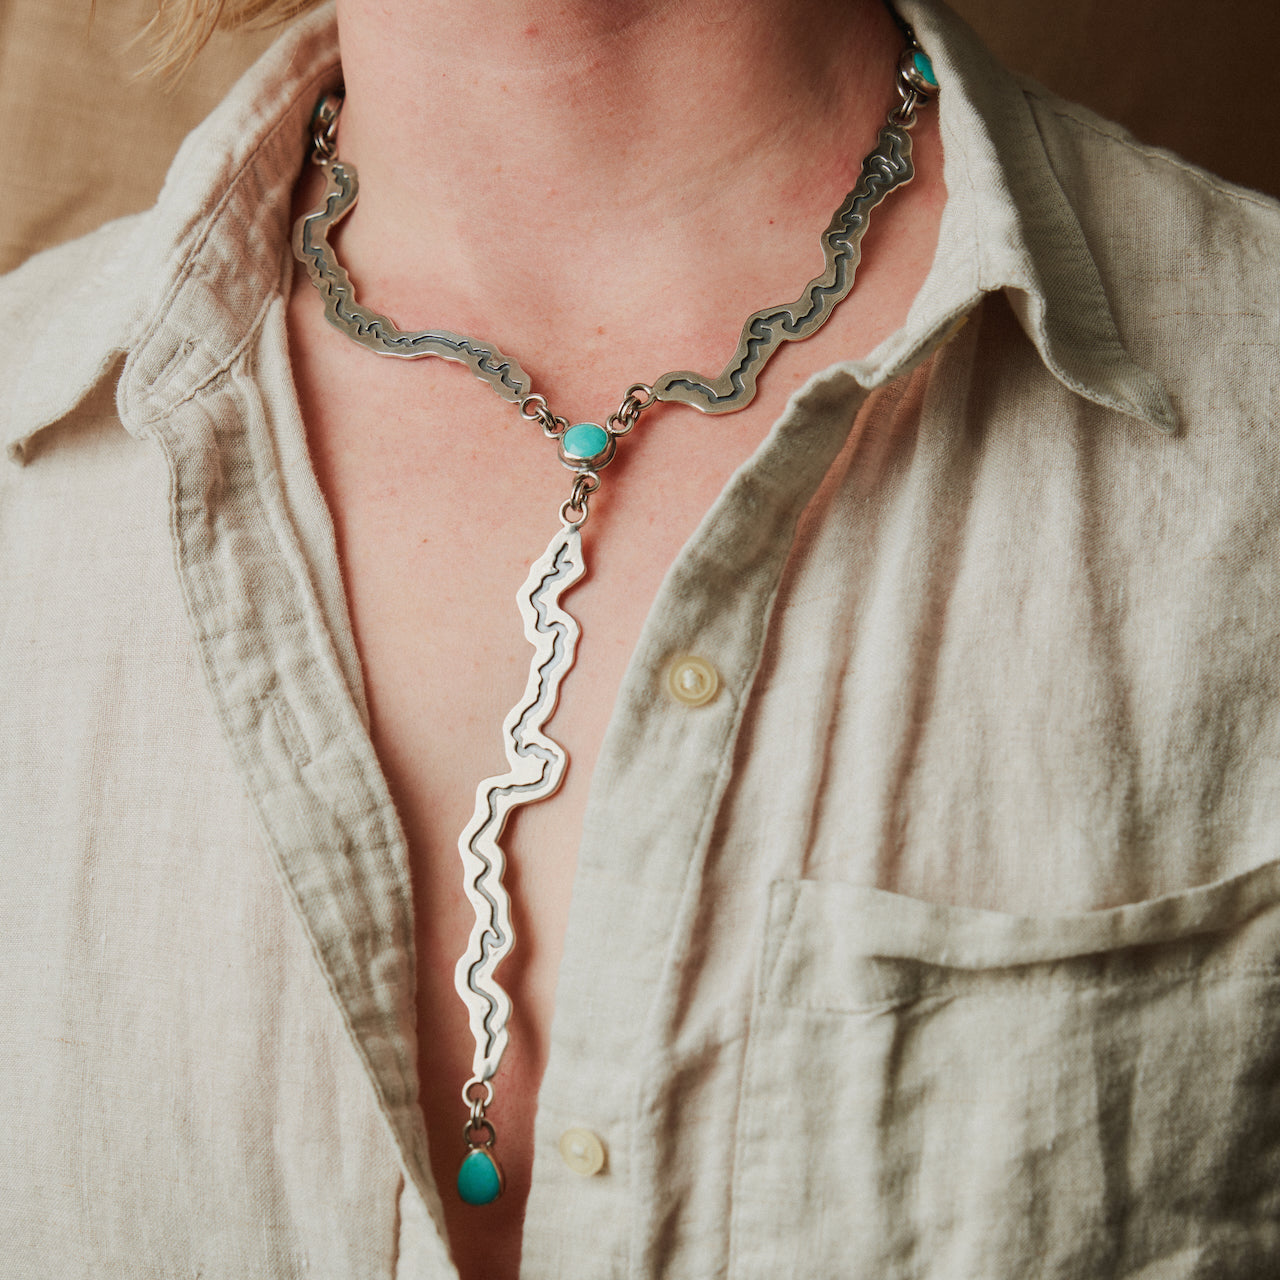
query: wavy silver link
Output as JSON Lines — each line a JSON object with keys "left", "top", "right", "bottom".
{"left": 651, "top": 119, "right": 918, "bottom": 414}
{"left": 293, "top": 158, "right": 535, "bottom": 403}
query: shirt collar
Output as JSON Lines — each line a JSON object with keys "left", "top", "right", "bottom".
{"left": 4, "top": 0, "right": 1173, "bottom": 465}
{"left": 890, "top": 0, "right": 1175, "bottom": 431}
{"left": 3, "top": 2, "right": 342, "bottom": 464}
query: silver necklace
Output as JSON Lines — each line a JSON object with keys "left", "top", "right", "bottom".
{"left": 294, "top": 34, "right": 937, "bottom": 1207}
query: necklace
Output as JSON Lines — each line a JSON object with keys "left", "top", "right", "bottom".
{"left": 294, "top": 33, "right": 937, "bottom": 1207}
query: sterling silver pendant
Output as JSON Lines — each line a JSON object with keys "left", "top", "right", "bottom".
{"left": 456, "top": 523, "right": 585, "bottom": 1087}
{"left": 451, "top": 521, "right": 586, "bottom": 1205}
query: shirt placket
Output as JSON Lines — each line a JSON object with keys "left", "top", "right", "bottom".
{"left": 519, "top": 371, "right": 876, "bottom": 1279}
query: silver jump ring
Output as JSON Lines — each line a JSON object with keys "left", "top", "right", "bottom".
{"left": 463, "top": 1117, "right": 497, "bottom": 1149}
{"left": 309, "top": 90, "right": 344, "bottom": 163}
{"left": 517, "top": 394, "right": 563, "bottom": 440}
{"left": 462, "top": 1077, "right": 494, "bottom": 1112}
{"left": 623, "top": 382, "right": 656, "bottom": 410}
{"left": 559, "top": 499, "right": 587, "bottom": 529}
{"left": 608, "top": 382, "right": 656, "bottom": 436}
{"left": 519, "top": 394, "right": 550, "bottom": 422}
{"left": 889, "top": 90, "right": 920, "bottom": 128}
{"left": 519, "top": 394, "right": 566, "bottom": 438}
{"left": 559, "top": 472, "right": 599, "bottom": 528}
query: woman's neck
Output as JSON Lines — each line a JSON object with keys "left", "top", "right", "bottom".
{"left": 326, "top": 0, "right": 911, "bottom": 346}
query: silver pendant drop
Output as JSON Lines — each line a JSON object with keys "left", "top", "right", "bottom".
{"left": 454, "top": 523, "right": 586, "bottom": 1091}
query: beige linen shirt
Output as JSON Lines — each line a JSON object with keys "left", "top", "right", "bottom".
{"left": 3, "top": 2, "right": 1280, "bottom": 1276}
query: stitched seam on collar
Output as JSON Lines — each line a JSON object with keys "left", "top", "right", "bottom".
{"left": 138, "top": 284, "right": 283, "bottom": 424}
{"left": 122, "top": 60, "right": 338, "bottom": 427}
{"left": 1024, "top": 88, "right": 1280, "bottom": 215}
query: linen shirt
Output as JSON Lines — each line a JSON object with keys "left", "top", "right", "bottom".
{"left": 3, "top": 2, "right": 1280, "bottom": 1276}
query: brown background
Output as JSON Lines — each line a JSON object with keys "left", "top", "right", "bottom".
{"left": 1, "top": 0, "right": 1277, "bottom": 274}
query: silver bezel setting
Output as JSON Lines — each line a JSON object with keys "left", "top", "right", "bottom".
{"left": 557, "top": 425, "right": 616, "bottom": 472}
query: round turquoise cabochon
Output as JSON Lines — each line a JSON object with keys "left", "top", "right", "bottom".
{"left": 561, "top": 422, "right": 610, "bottom": 461}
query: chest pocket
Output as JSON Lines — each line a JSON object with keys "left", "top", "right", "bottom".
{"left": 729, "top": 863, "right": 1280, "bottom": 1279}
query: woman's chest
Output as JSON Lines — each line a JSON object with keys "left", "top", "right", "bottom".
{"left": 288, "top": 324, "right": 783, "bottom": 1268}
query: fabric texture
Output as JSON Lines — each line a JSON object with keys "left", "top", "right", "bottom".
{"left": 0, "top": 0, "right": 277, "bottom": 275}
{"left": 2, "top": 1, "right": 1280, "bottom": 1275}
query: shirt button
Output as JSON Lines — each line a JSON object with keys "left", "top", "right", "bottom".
{"left": 666, "top": 655, "right": 720, "bottom": 707}
{"left": 558, "top": 1127, "right": 607, "bottom": 1177}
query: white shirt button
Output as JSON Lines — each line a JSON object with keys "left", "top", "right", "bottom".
{"left": 558, "top": 1127, "right": 606, "bottom": 1177}
{"left": 666, "top": 655, "right": 720, "bottom": 707}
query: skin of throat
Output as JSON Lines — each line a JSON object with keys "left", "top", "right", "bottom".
{"left": 328, "top": 0, "right": 920, "bottom": 420}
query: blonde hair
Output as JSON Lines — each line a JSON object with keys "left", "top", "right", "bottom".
{"left": 142, "top": 0, "right": 323, "bottom": 78}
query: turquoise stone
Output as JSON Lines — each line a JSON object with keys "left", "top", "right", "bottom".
{"left": 561, "top": 422, "right": 610, "bottom": 462}
{"left": 457, "top": 1148, "right": 504, "bottom": 1205}
{"left": 913, "top": 50, "right": 938, "bottom": 88}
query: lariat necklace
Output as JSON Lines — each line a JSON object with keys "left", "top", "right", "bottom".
{"left": 295, "top": 31, "right": 937, "bottom": 1207}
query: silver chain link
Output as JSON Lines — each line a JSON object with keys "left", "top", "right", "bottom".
{"left": 462, "top": 1077, "right": 492, "bottom": 1123}
{"left": 559, "top": 472, "right": 601, "bottom": 528}
{"left": 606, "top": 383, "right": 657, "bottom": 436}
{"left": 889, "top": 82, "right": 923, "bottom": 128}
{"left": 517, "top": 393, "right": 568, "bottom": 437}
{"left": 308, "top": 90, "right": 343, "bottom": 164}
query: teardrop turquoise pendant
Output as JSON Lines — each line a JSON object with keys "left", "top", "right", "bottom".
{"left": 457, "top": 1147, "right": 505, "bottom": 1206}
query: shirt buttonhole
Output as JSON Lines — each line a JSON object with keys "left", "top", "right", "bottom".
{"left": 270, "top": 694, "right": 312, "bottom": 767}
